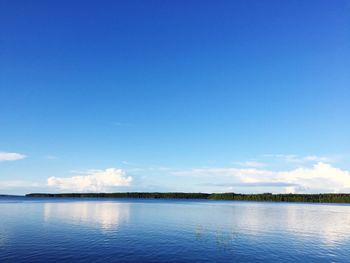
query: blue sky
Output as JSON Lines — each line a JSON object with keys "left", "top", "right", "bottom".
{"left": 1, "top": 0, "right": 350, "bottom": 194}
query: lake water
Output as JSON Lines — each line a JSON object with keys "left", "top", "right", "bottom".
{"left": 1, "top": 197, "right": 350, "bottom": 262}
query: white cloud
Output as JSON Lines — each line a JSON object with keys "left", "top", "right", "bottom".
{"left": 0, "top": 180, "right": 40, "bottom": 189}
{"left": 303, "top": 155, "right": 330, "bottom": 162}
{"left": 173, "top": 162, "right": 350, "bottom": 193}
{"left": 0, "top": 152, "right": 26, "bottom": 161}
{"left": 262, "top": 154, "right": 331, "bottom": 163}
{"left": 278, "top": 162, "right": 350, "bottom": 193}
{"left": 174, "top": 167, "right": 274, "bottom": 178}
{"left": 236, "top": 161, "right": 266, "bottom": 168}
{"left": 48, "top": 168, "right": 132, "bottom": 192}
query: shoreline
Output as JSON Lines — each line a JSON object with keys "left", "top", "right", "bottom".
{"left": 23, "top": 192, "right": 350, "bottom": 203}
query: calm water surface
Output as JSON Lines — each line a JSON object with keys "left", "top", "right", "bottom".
{"left": 1, "top": 197, "right": 350, "bottom": 262}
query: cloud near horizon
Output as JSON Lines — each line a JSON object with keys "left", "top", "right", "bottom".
{"left": 0, "top": 152, "right": 26, "bottom": 161}
{"left": 262, "top": 154, "right": 331, "bottom": 164}
{"left": 0, "top": 180, "right": 40, "bottom": 189}
{"left": 48, "top": 168, "right": 132, "bottom": 192}
{"left": 236, "top": 161, "right": 266, "bottom": 168}
{"left": 174, "top": 162, "right": 350, "bottom": 193}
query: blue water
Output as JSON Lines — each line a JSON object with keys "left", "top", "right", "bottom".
{"left": 1, "top": 198, "right": 350, "bottom": 262}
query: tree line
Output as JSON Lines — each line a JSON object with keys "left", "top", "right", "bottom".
{"left": 25, "top": 192, "right": 350, "bottom": 203}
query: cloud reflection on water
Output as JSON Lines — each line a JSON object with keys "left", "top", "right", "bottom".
{"left": 196, "top": 202, "right": 350, "bottom": 246}
{"left": 43, "top": 200, "right": 350, "bottom": 246}
{"left": 44, "top": 201, "right": 130, "bottom": 231}
{"left": 283, "top": 204, "right": 350, "bottom": 245}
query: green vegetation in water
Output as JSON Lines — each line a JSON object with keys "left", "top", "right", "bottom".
{"left": 25, "top": 192, "right": 350, "bottom": 203}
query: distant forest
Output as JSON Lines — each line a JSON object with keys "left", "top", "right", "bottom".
{"left": 25, "top": 192, "right": 350, "bottom": 203}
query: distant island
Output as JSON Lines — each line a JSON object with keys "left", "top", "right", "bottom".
{"left": 0, "top": 194, "right": 22, "bottom": 197}
{"left": 25, "top": 192, "right": 350, "bottom": 203}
